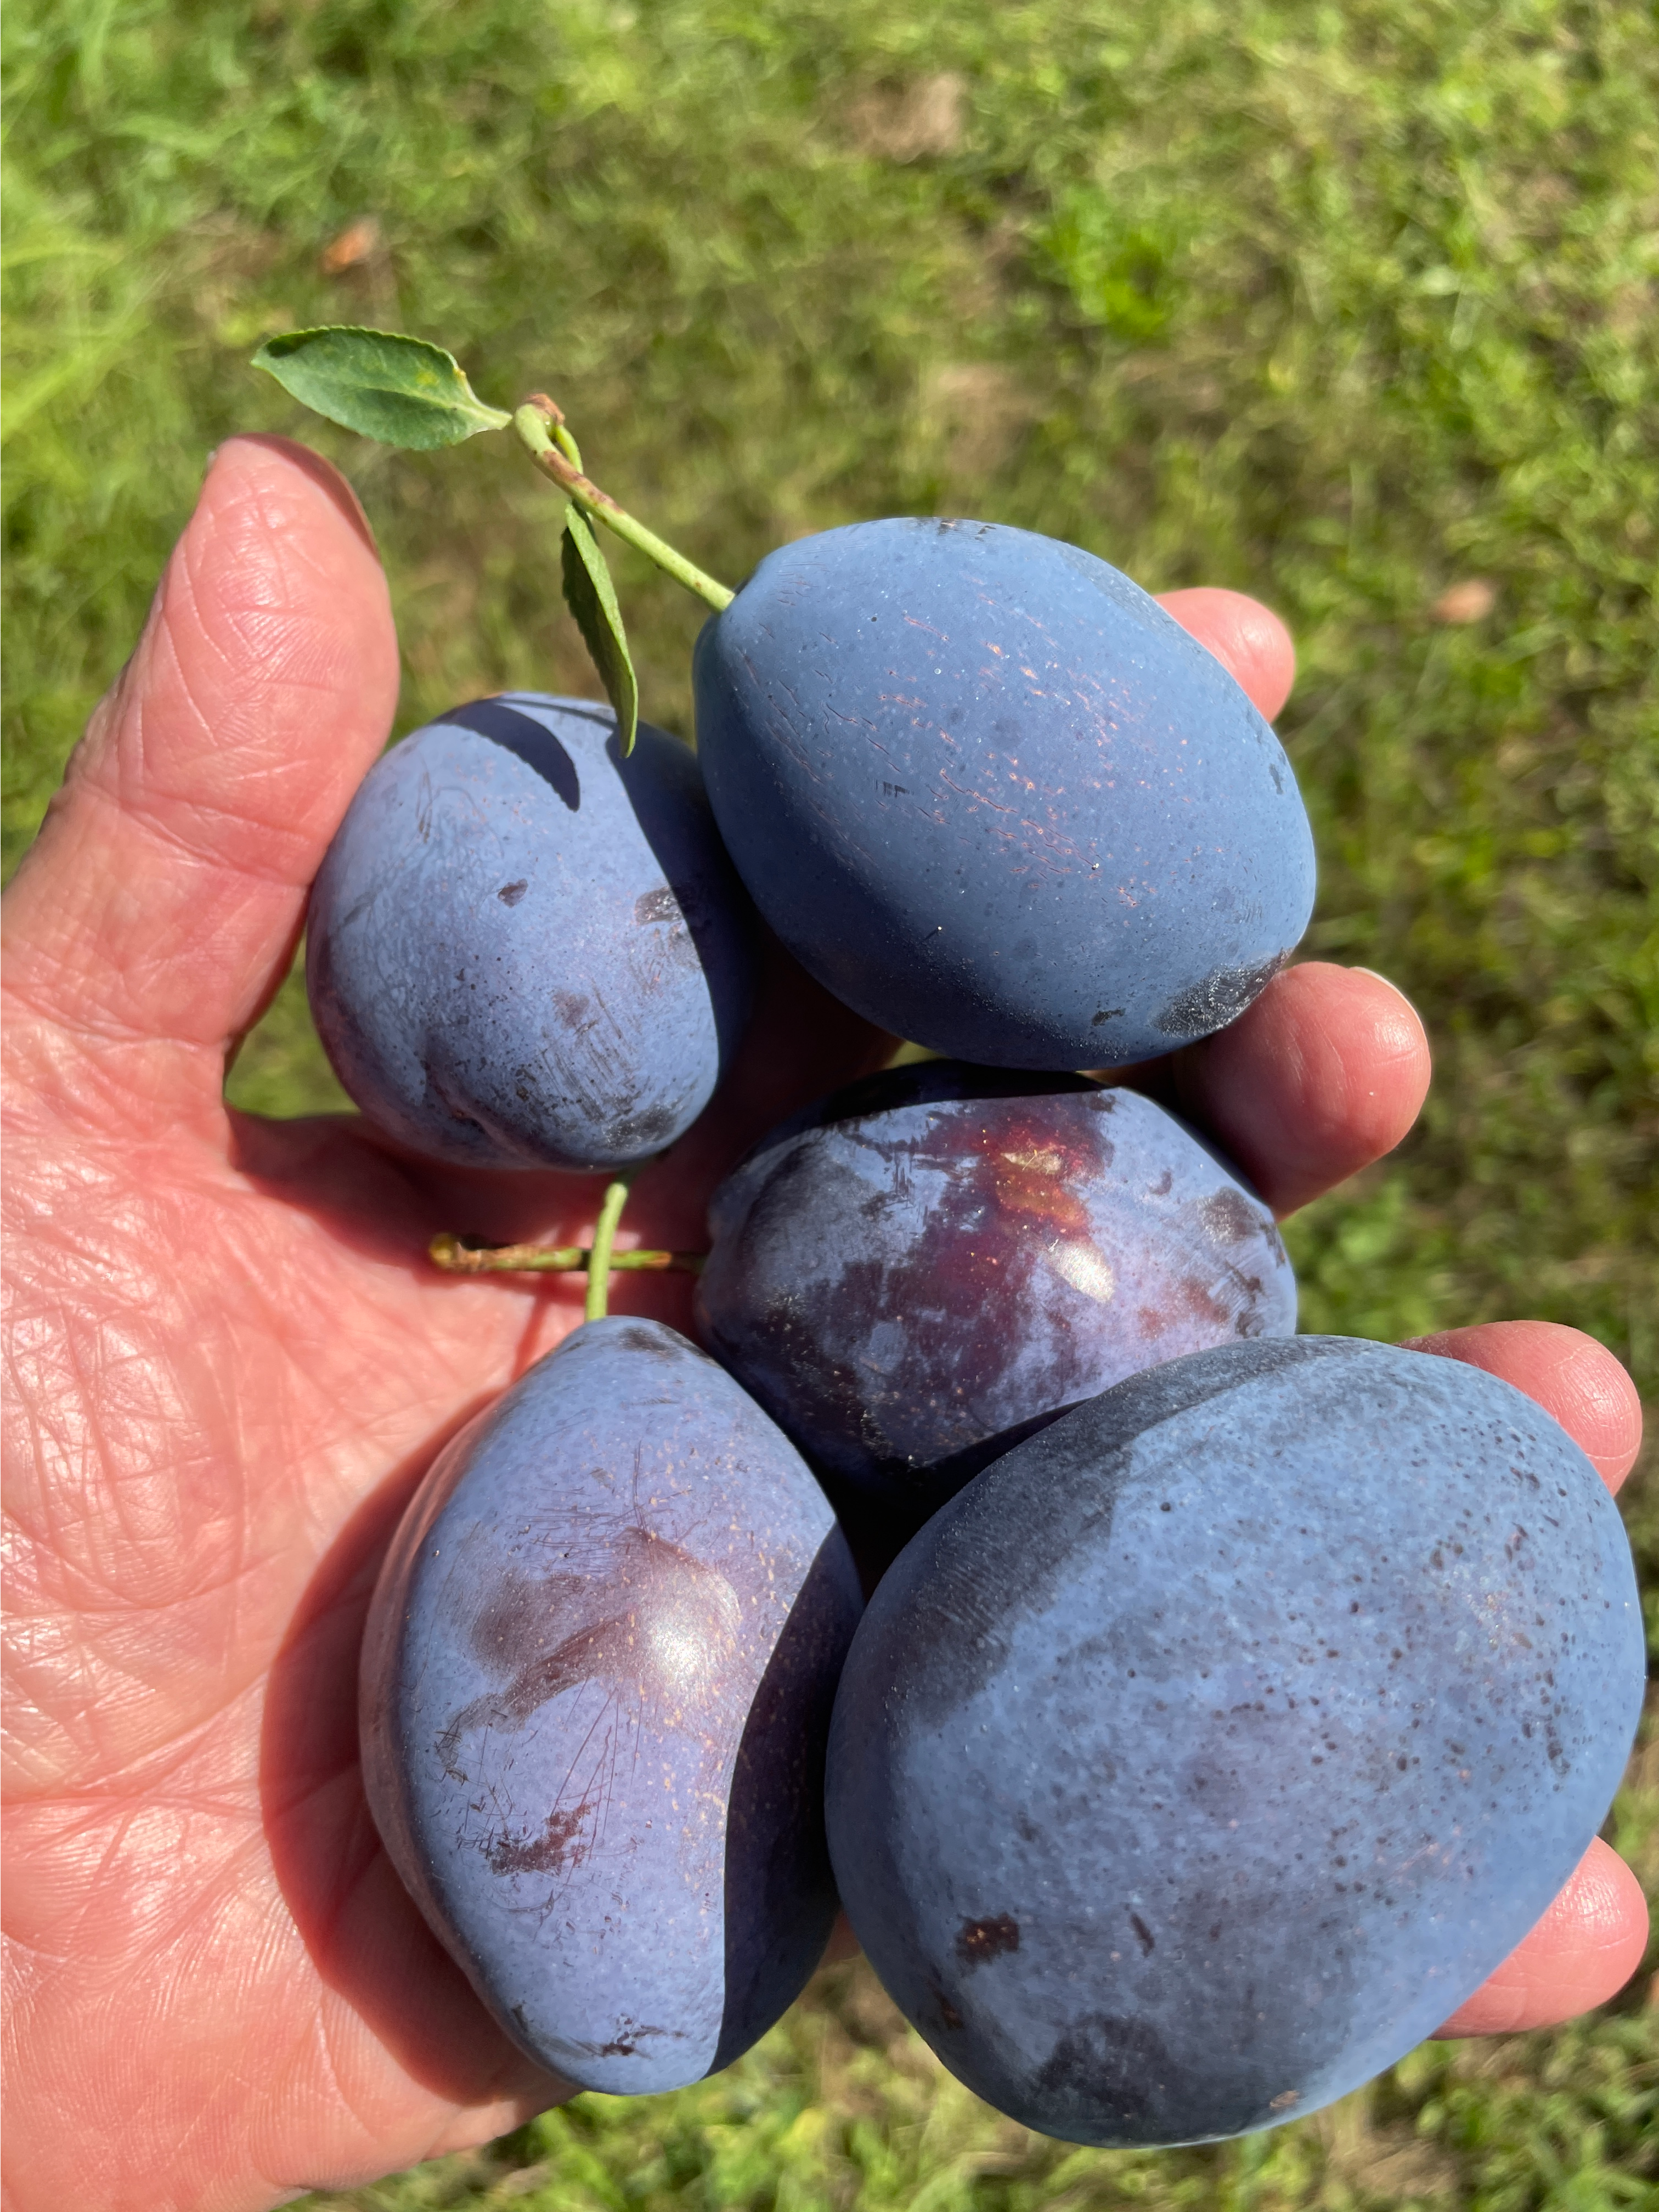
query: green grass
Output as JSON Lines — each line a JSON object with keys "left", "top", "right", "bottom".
{"left": 292, "top": 1964, "right": 1659, "bottom": 2212}
{"left": 4, "top": 0, "right": 1656, "bottom": 2204}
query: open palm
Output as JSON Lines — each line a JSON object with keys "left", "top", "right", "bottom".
{"left": 2, "top": 439, "right": 1646, "bottom": 2212}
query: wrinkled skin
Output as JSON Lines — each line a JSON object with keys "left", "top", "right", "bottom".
{"left": 1, "top": 438, "right": 1646, "bottom": 2212}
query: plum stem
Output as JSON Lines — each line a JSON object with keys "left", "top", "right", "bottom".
{"left": 584, "top": 1171, "right": 638, "bottom": 1322}
{"left": 428, "top": 1232, "right": 704, "bottom": 1279}
{"left": 512, "top": 400, "right": 735, "bottom": 613}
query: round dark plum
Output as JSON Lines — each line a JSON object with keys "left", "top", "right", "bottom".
{"left": 825, "top": 1337, "right": 1645, "bottom": 2147}
{"left": 695, "top": 1060, "right": 1295, "bottom": 1520}
{"left": 360, "top": 1318, "right": 861, "bottom": 2094}
{"left": 308, "top": 694, "right": 756, "bottom": 1170}
{"left": 692, "top": 521, "right": 1314, "bottom": 1067}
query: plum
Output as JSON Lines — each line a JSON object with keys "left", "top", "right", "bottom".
{"left": 693, "top": 520, "right": 1314, "bottom": 1066}
{"left": 360, "top": 1318, "right": 862, "bottom": 2094}
{"left": 825, "top": 1337, "right": 1645, "bottom": 2146}
{"left": 308, "top": 693, "right": 756, "bottom": 1170}
{"left": 695, "top": 1060, "right": 1295, "bottom": 1521}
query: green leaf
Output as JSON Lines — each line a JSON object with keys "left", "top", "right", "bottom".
{"left": 561, "top": 508, "right": 640, "bottom": 755}
{"left": 250, "top": 326, "right": 511, "bottom": 449}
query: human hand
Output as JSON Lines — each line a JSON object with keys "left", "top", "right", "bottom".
{"left": 2, "top": 439, "right": 1645, "bottom": 2212}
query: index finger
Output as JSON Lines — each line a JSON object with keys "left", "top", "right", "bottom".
{"left": 1156, "top": 586, "right": 1297, "bottom": 720}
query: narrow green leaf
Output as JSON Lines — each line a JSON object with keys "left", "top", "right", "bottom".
{"left": 561, "top": 509, "right": 640, "bottom": 755}
{"left": 251, "top": 326, "right": 511, "bottom": 449}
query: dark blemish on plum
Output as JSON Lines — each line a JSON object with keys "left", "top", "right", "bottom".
{"left": 610, "top": 1322, "right": 693, "bottom": 1362}
{"left": 930, "top": 1979, "right": 965, "bottom": 2029}
{"left": 1092, "top": 1007, "right": 1126, "bottom": 1026}
{"left": 421, "top": 1058, "right": 490, "bottom": 1136}
{"left": 606, "top": 1098, "right": 686, "bottom": 1152}
{"left": 589, "top": 2021, "right": 678, "bottom": 2057}
{"left": 488, "top": 1802, "right": 590, "bottom": 1876}
{"left": 603, "top": 1097, "right": 685, "bottom": 1153}
{"left": 436, "top": 1527, "right": 741, "bottom": 1776}
{"left": 469, "top": 1564, "right": 590, "bottom": 1673}
{"left": 957, "top": 1913, "right": 1021, "bottom": 1966}
{"left": 497, "top": 879, "right": 529, "bottom": 906}
{"left": 1130, "top": 1912, "right": 1156, "bottom": 1955}
{"left": 332, "top": 888, "right": 376, "bottom": 934}
{"left": 444, "top": 697, "right": 581, "bottom": 810}
{"left": 634, "top": 883, "right": 704, "bottom": 977}
{"left": 1035, "top": 2012, "right": 1171, "bottom": 2126}
{"left": 552, "top": 989, "right": 592, "bottom": 1028}
{"left": 1154, "top": 952, "right": 1288, "bottom": 1040}
{"left": 1199, "top": 1189, "right": 1261, "bottom": 1246}
{"left": 635, "top": 886, "right": 683, "bottom": 928}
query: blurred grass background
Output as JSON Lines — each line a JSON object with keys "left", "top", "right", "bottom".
{"left": 4, "top": 0, "right": 1655, "bottom": 2203}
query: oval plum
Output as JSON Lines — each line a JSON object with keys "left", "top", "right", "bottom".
{"left": 693, "top": 521, "right": 1314, "bottom": 1066}
{"left": 696, "top": 1060, "right": 1295, "bottom": 1519}
{"left": 825, "top": 1337, "right": 1645, "bottom": 2146}
{"left": 308, "top": 693, "right": 756, "bottom": 1170}
{"left": 361, "top": 1318, "right": 862, "bottom": 2094}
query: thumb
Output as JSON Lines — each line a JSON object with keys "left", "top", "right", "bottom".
{"left": 2, "top": 436, "right": 399, "bottom": 1107}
